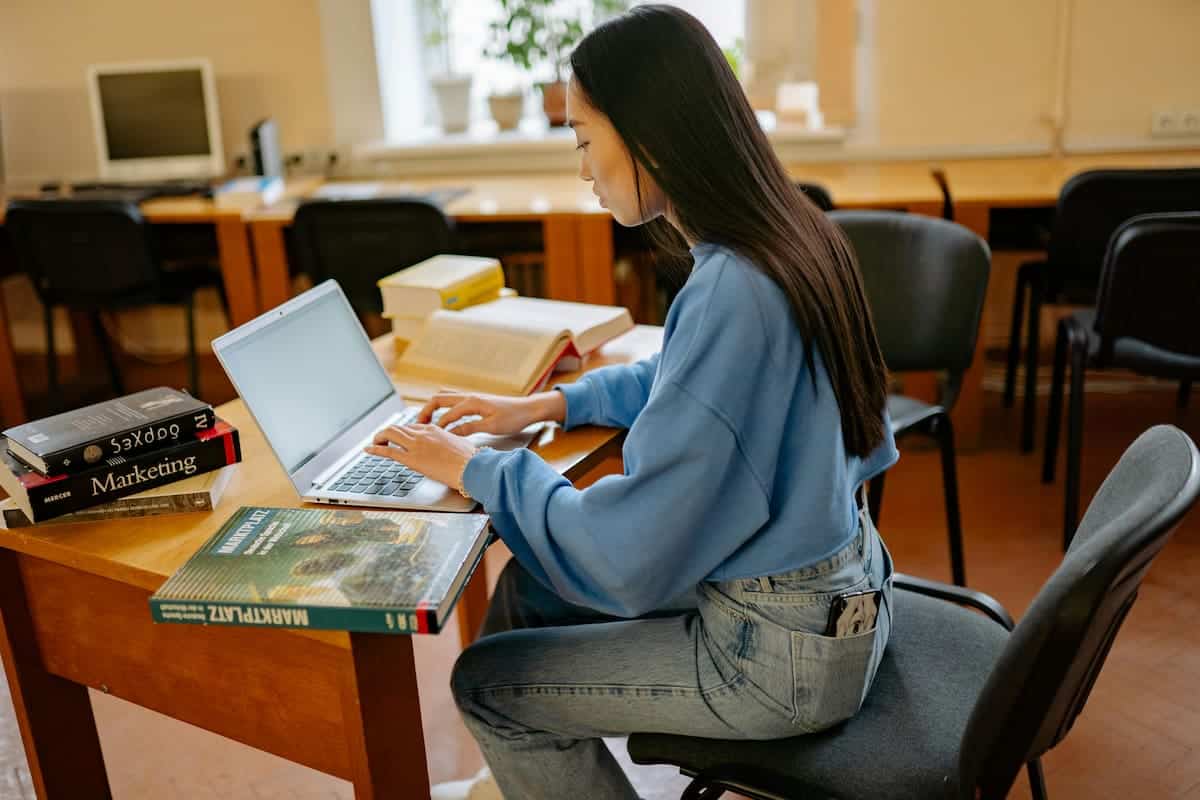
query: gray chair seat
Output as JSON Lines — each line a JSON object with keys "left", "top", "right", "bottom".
{"left": 629, "top": 590, "right": 1008, "bottom": 800}
{"left": 886, "top": 394, "right": 944, "bottom": 434}
{"left": 1071, "top": 309, "right": 1200, "bottom": 378}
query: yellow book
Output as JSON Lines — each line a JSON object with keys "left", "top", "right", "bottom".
{"left": 395, "top": 296, "right": 634, "bottom": 396}
{"left": 390, "top": 287, "right": 517, "bottom": 356}
{"left": 378, "top": 255, "right": 506, "bottom": 318}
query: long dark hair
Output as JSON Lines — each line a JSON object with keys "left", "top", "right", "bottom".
{"left": 570, "top": 4, "right": 888, "bottom": 458}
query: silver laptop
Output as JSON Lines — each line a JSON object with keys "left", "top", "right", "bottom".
{"left": 212, "top": 280, "right": 535, "bottom": 512}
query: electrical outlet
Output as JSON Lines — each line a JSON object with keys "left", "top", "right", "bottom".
{"left": 1181, "top": 109, "right": 1200, "bottom": 136}
{"left": 1151, "top": 110, "right": 1179, "bottom": 137}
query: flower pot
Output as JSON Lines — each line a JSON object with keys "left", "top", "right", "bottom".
{"left": 538, "top": 80, "right": 568, "bottom": 127}
{"left": 488, "top": 91, "right": 525, "bottom": 131}
{"left": 430, "top": 73, "right": 472, "bottom": 133}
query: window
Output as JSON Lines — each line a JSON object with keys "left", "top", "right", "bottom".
{"left": 372, "top": 0, "right": 747, "bottom": 142}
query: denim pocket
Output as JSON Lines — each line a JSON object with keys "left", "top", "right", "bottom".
{"left": 791, "top": 625, "right": 877, "bottom": 731}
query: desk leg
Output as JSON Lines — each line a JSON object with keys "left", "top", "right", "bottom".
{"left": 0, "top": 550, "right": 110, "bottom": 799}
{"left": 250, "top": 220, "right": 293, "bottom": 312}
{"left": 340, "top": 633, "right": 431, "bottom": 800}
{"left": 542, "top": 217, "right": 582, "bottom": 301}
{"left": 457, "top": 558, "right": 489, "bottom": 651}
{"left": 215, "top": 217, "right": 259, "bottom": 326}
{"left": 577, "top": 216, "right": 616, "bottom": 306}
{"left": 0, "top": 284, "right": 26, "bottom": 426}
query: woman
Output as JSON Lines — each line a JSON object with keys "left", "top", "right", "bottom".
{"left": 367, "top": 6, "right": 898, "bottom": 799}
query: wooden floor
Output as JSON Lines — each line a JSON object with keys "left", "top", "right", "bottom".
{"left": 3, "top": 352, "right": 1200, "bottom": 798}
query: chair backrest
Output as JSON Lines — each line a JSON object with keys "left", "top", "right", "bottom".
{"left": 959, "top": 425, "right": 1200, "bottom": 799}
{"left": 1091, "top": 211, "right": 1200, "bottom": 362}
{"left": 291, "top": 198, "right": 455, "bottom": 316}
{"left": 794, "top": 181, "right": 835, "bottom": 212}
{"left": 5, "top": 198, "right": 160, "bottom": 308}
{"left": 828, "top": 210, "right": 990, "bottom": 401}
{"left": 1047, "top": 168, "right": 1200, "bottom": 294}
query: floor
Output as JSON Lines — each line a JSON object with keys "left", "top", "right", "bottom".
{"left": 3, "top": 350, "right": 1200, "bottom": 799}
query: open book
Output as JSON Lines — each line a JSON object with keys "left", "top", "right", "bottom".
{"left": 395, "top": 296, "right": 634, "bottom": 395}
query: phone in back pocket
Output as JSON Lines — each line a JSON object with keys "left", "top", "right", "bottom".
{"left": 825, "top": 589, "right": 882, "bottom": 637}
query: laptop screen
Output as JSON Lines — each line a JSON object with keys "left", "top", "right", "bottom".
{"left": 218, "top": 285, "right": 396, "bottom": 473}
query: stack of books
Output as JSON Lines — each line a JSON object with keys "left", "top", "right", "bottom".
{"left": 377, "top": 254, "right": 511, "bottom": 351}
{"left": 0, "top": 387, "right": 242, "bottom": 526}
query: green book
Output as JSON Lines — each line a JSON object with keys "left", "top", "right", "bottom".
{"left": 149, "top": 506, "right": 491, "bottom": 634}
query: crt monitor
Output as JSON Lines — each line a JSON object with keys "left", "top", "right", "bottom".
{"left": 86, "top": 59, "right": 224, "bottom": 181}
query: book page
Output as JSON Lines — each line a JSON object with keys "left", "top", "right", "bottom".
{"left": 459, "top": 297, "right": 632, "bottom": 354}
{"left": 396, "top": 311, "right": 562, "bottom": 394}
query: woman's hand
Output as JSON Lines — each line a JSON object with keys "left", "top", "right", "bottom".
{"left": 418, "top": 390, "right": 566, "bottom": 436}
{"left": 365, "top": 423, "right": 478, "bottom": 492}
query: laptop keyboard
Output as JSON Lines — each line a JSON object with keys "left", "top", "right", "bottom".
{"left": 325, "top": 407, "right": 481, "bottom": 498}
{"left": 329, "top": 407, "right": 423, "bottom": 497}
{"left": 330, "top": 454, "right": 424, "bottom": 497}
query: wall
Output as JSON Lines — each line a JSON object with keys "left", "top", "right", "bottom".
{"left": 0, "top": 0, "right": 335, "bottom": 183}
{"left": 859, "top": 0, "right": 1200, "bottom": 156}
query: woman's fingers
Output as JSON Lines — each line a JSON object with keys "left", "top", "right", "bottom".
{"left": 373, "top": 425, "right": 417, "bottom": 447}
{"left": 417, "top": 390, "right": 463, "bottom": 423}
{"left": 436, "top": 400, "right": 484, "bottom": 429}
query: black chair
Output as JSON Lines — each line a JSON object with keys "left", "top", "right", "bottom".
{"left": 794, "top": 181, "right": 835, "bottom": 212}
{"left": 630, "top": 424, "right": 1200, "bottom": 800}
{"left": 1004, "top": 168, "right": 1200, "bottom": 452}
{"left": 1042, "top": 212, "right": 1200, "bottom": 549}
{"left": 830, "top": 211, "right": 991, "bottom": 587}
{"left": 290, "top": 198, "right": 455, "bottom": 318}
{"left": 5, "top": 198, "right": 221, "bottom": 402}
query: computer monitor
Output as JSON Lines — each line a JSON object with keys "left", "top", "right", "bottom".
{"left": 86, "top": 59, "right": 224, "bottom": 181}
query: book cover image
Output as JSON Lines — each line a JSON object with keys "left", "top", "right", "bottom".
{"left": 150, "top": 506, "right": 490, "bottom": 635}
{"left": 3, "top": 386, "right": 214, "bottom": 474}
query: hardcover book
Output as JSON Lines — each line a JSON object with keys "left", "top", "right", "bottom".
{"left": 0, "top": 464, "right": 236, "bottom": 529}
{"left": 395, "top": 296, "right": 633, "bottom": 395}
{"left": 0, "top": 420, "right": 241, "bottom": 523}
{"left": 3, "top": 387, "right": 215, "bottom": 475}
{"left": 377, "top": 254, "right": 506, "bottom": 318}
{"left": 149, "top": 506, "right": 492, "bottom": 634}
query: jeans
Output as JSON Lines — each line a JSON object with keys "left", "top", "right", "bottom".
{"left": 451, "top": 503, "right": 894, "bottom": 800}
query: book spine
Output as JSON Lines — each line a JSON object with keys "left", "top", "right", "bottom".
{"left": 440, "top": 269, "right": 505, "bottom": 310}
{"left": 24, "top": 427, "right": 240, "bottom": 523}
{"left": 44, "top": 406, "right": 217, "bottom": 475}
{"left": 1, "top": 490, "right": 217, "bottom": 529}
{"left": 149, "top": 599, "right": 437, "bottom": 635}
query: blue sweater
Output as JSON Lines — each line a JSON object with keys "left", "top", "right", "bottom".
{"left": 462, "top": 243, "right": 898, "bottom": 617}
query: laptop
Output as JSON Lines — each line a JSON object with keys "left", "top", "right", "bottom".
{"left": 212, "top": 280, "right": 536, "bottom": 512}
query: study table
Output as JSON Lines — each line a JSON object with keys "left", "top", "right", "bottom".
{"left": 0, "top": 324, "right": 660, "bottom": 800}
{"left": 0, "top": 188, "right": 260, "bottom": 427}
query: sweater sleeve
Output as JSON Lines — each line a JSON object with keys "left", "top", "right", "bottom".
{"left": 553, "top": 353, "right": 660, "bottom": 430}
{"left": 462, "top": 377, "right": 770, "bottom": 617}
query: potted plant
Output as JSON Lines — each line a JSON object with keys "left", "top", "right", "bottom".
{"left": 423, "top": 0, "right": 472, "bottom": 133}
{"left": 487, "top": 0, "right": 626, "bottom": 127}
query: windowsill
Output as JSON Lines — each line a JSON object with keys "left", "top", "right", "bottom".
{"left": 353, "top": 116, "right": 847, "bottom": 176}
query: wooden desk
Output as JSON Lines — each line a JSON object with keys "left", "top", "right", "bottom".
{"left": 247, "top": 174, "right": 616, "bottom": 316}
{"left": 0, "top": 324, "right": 660, "bottom": 800}
{"left": 936, "top": 149, "right": 1200, "bottom": 238}
{"left": 0, "top": 190, "right": 260, "bottom": 427}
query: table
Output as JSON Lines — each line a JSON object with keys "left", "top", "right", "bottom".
{"left": 0, "top": 190, "right": 260, "bottom": 427}
{"left": 0, "top": 324, "right": 660, "bottom": 800}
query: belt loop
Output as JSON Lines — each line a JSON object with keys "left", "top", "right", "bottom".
{"left": 757, "top": 576, "right": 772, "bottom": 592}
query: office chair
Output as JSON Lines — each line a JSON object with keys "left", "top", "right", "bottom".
{"left": 290, "top": 198, "right": 455, "bottom": 318}
{"left": 630, "top": 424, "right": 1200, "bottom": 800}
{"left": 1043, "top": 212, "right": 1200, "bottom": 549}
{"left": 1004, "top": 168, "right": 1200, "bottom": 452}
{"left": 830, "top": 211, "right": 991, "bottom": 587}
{"left": 794, "top": 181, "right": 835, "bottom": 212}
{"left": 5, "top": 198, "right": 220, "bottom": 403}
